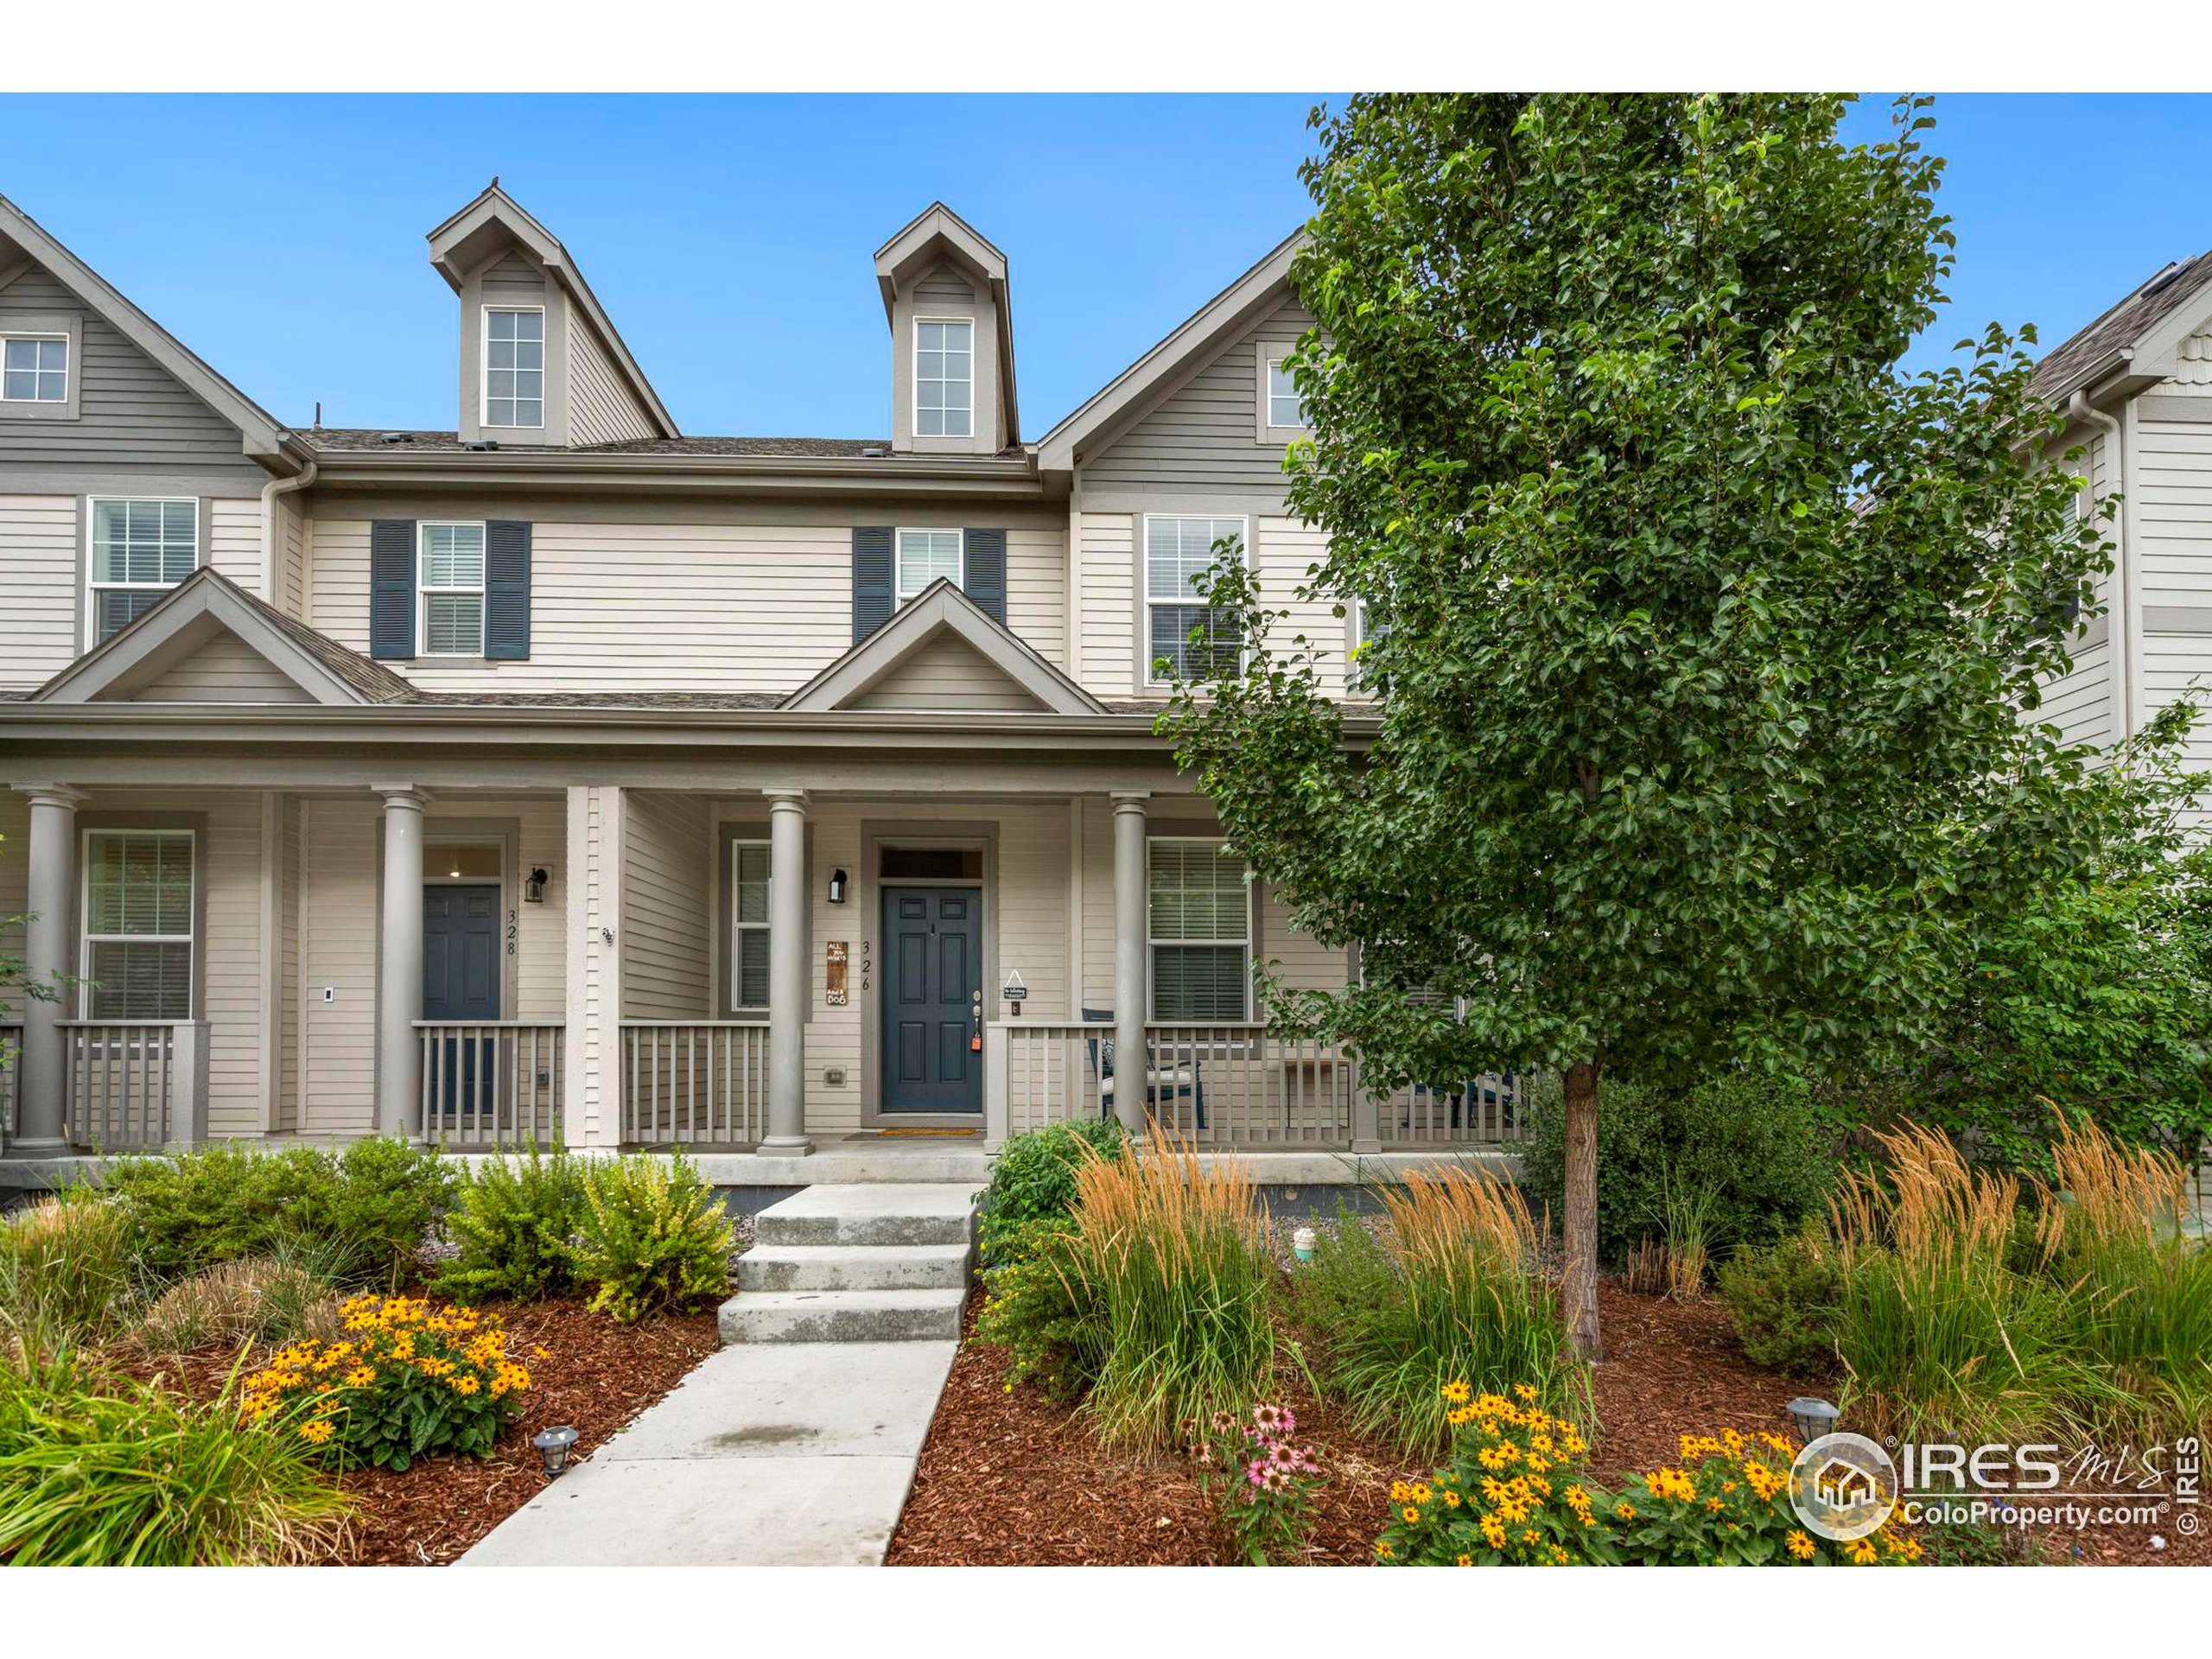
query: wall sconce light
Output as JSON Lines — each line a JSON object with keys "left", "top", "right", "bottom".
{"left": 533, "top": 1423, "right": 580, "bottom": 1478}
{"left": 828, "top": 868, "right": 849, "bottom": 905}
{"left": 524, "top": 867, "right": 550, "bottom": 905}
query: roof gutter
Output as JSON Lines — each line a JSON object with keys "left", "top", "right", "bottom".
{"left": 258, "top": 460, "right": 316, "bottom": 600}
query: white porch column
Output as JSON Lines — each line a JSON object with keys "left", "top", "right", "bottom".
{"left": 762, "top": 788, "right": 812, "bottom": 1155}
{"left": 373, "top": 785, "right": 427, "bottom": 1141}
{"left": 562, "top": 785, "right": 624, "bottom": 1151}
{"left": 13, "top": 785, "right": 86, "bottom": 1154}
{"left": 1110, "top": 791, "right": 1150, "bottom": 1134}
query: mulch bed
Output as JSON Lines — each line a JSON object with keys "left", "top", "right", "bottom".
{"left": 111, "top": 1297, "right": 720, "bottom": 1566}
{"left": 890, "top": 1281, "right": 2205, "bottom": 1567}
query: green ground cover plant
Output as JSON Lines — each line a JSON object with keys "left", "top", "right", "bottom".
{"left": 570, "top": 1150, "right": 734, "bottom": 1322}
{"left": 973, "top": 1118, "right": 1127, "bottom": 1267}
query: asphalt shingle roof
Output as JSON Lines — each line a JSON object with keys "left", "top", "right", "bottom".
{"left": 2032, "top": 250, "right": 2212, "bottom": 402}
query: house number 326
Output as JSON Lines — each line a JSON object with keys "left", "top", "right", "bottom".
{"left": 860, "top": 941, "right": 872, "bottom": 992}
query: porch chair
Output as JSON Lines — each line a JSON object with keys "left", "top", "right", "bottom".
{"left": 1081, "top": 1008, "right": 1206, "bottom": 1130}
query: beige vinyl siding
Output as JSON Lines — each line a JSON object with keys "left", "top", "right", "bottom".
{"left": 199, "top": 793, "right": 263, "bottom": 1137}
{"left": 622, "top": 791, "right": 711, "bottom": 1018}
{"left": 1081, "top": 296, "right": 1317, "bottom": 497}
{"left": 914, "top": 267, "right": 974, "bottom": 307}
{"left": 298, "top": 798, "right": 378, "bottom": 1134}
{"left": 126, "top": 631, "right": 313, "bottom": 702}
{"left": 848, "top": 632, "right": 1045, "bottom": 711}
{"left": 206, "top": 498, "right": 261, "bottom": 593}
{"left": 307, "top": 504, "right": 1068, "bottom": 694}
{"left": 0, "top": 493, "right": 78, "bottom": 689}
{"left": 1074, "top": 511, "right": 1137, "bottom": 697}
{"left": 1255, "top": 514, "right": 1350, "bottom": 699}
{"left": 1079, "top": 795, "right": 1116, "bottom": 1010}
{"left": 2172, "top": 329, "right": 2212, "bottom": 392}
{"left": 2037, "top": 429, "right": 2117, "bottom": 750}
{"left": 567, "top": 312, "right": 656, "bottom": 447}
{"left": 278, "top": 492, "right": 308, "bottom": 619}
{"left": 0, "top": 267, "right": 265, "bottom": 485}
{"left": 0, "top": 792, "right": 26, "bottom": 996}
{"left": 2136, "top": 411, "right": 2212, "bottom": 812}
{"left": 1259, "top": 880, "right": 1349, "bottom": 995}
{"left": 276, "top": 795, "right": 301, "bottom": 1133}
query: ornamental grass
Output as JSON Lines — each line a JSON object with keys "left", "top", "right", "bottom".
{"left": 1300, "top": 1168, "right": 1579, "bottom": 1454}
{"left": 0, "top": 1189, "right": 135, "bottom": 1357}
{"left": 1063, "top": 1123, "right": 1276, "bottom": 1452}
{"left": 2036, "top": 1115, "right": 2212, "bottom": 1441}
{"left": 1828, "top": 1122, "right": 2097, "bottom": 1445}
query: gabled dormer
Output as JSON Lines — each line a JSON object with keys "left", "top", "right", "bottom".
{"left": 874, "top": 204, "right": 1018, "bottom": 456}
{"left": 427, "top": 182, "right": 677, "bottom": 449}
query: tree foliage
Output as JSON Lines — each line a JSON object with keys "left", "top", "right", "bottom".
{"left": 1160, "top": 93, "right": 2199, "bottom": 1349}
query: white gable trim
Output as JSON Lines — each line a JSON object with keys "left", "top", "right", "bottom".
{"left": 781, "top": 579, "right": 1103, "bottom": 715}
{"left": 32, "top": 569, "right": 373, "bottom": 707}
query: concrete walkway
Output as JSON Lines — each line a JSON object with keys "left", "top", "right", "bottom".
{"left": 458, "top": 1339, "right": 957, "bottom": 1567}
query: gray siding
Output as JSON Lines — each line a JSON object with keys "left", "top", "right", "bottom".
{"left": 621, "top": 791, "right": 712, "bottom": 1019}
{"left": 0, "top": 267, "right": 264, "bottom": 486}
{"left": 121, "top": 630, "right": 314, "bottom": 702}
{"left": 568, "top": 310, "right": 656, "bottom": 447}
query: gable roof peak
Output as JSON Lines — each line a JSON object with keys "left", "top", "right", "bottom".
{"left": 781, "top": 578, "right": 1103, "bottom": 715}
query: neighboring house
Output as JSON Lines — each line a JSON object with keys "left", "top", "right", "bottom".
{"left": 2031, "top": 249, "right": 2212, "bottom": 797}
{"left": 0, "top": 185, "right": 1482, "bottom": 1162}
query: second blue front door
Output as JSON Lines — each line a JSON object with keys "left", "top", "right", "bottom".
{"left": 880, "top": 887, "right": 982, "bottom": 1113}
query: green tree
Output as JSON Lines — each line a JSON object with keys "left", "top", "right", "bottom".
{"left": 1163, "top": 93, "right": 2194, "bottom": 1357}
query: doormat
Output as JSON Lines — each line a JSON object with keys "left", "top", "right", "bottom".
{"left": 876, "top": 1128, "right": 982, "bottom": 1139}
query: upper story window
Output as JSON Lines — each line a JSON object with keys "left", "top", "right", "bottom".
{"left": 731, "top": 840, "right": 772, "bottom": 1012}
{"left": 3, "top": 334, "right": 68, "bottom": 403}
{"left": 418, "top": 522, "right": 486, "bottom": 656}
{"left": 1145, "top": 515, "right": 1247, "bottom": 683}
{"left": 1147, "top": 838, "right": 1251, "bottom": 1021}
{"left": 484, "top": 307, "right": 545, "bottom": 429}
{"left": 1267, "top": 358, "right": 1304, "bottom": 429}
{"left": 896, "top": 529, "right": 963, "bottom": 602}
{"left": 82, "top": 829, "right": 195, "bottom": 1020}
{"left": 88, "top": 498, "right": 198, "bottom": 645}
{"left": 915, "top": 319, "right": 973, "bottom": 438}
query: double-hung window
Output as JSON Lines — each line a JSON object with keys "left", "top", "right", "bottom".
{"left": 88, "top": 499, "right": 198, "bottom": 645}
{"left": 82, "top": 830, "right": 194, "bottom": 1020}
{"left": 418, "top": 523, "right": 486, "bottom": 656}
{"left": 730, "top": 841, "right": 772, "bottom": 1012}
{"left": 915, "top": 319, "right": 972, "bottom": 438}
{"left": 1147, "top": 838, "right": 1251, "bottom": 1021}
{"left": 896, "top": 529, "right": 963, "bottom": 602}
{"left": 484, "top": 307, "right": 544, "bottom": 428}
{"left": 3, "top": 334, "right": 68, "bottom": 403}
{"left": 1145, "top": 515, "right": 1247, "bottom": 683}
{"left": 1267, "top": 358, "right": 1304, "bottom": 429}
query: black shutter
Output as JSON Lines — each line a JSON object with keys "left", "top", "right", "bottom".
{"left": 484, "top": 520, "right": 532, "bottom": 660}
{"left": 962, "top": 528, "right": 1006, "bottom": 625}
{"left": 852, "top": 525, "right": 893, "bottom": 642}
{"left": 369, "top": 519, "right": 416, "bottom": 660}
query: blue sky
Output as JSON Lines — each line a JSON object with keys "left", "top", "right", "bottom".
{"left": 0, "top": 93, "right": 2206, "bottom": 439}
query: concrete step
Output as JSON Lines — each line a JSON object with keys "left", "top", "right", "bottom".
{"left": 753, "top": 1183, "right": 977, "bottom": 1249}
{"left": 718, "top": 1287, "right": 968, "bottom": 1344}
{"left": 737, "top": 1242, "right": 974, "bottom": 1294}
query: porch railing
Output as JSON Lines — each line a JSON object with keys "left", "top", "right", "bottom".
{"left": 414, "top": 1021, "right": 564, "bottom": 1148}
{"left": 60, "top": 1020, "right": 207, "bottom": 1150}
{"left": 620, "top": 1020, "right": 771, "bottom": 1147}
{"left": 986, "top": 1020, "right": 1527, "bottom": 1150}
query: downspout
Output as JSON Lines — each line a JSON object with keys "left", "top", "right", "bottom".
{"left": 259, "top": 460, "right": 317, "bottom": 614}
{"left": 2068, "top": 390, "right": 2127, "bottom": 741}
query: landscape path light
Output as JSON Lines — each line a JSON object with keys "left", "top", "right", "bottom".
{"left": 533, "top": 1424, "right": 580, "bottom": 1478}
{"left": 1786, "top": 1396, "right": 1840, "bottom": 1446}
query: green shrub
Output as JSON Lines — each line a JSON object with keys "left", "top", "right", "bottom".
{"left": 431, "top": 1143, "right": 590, "bottom": 1304}
{"left": 0, "top": 1350, "right": 352, "bottom": 1564}
{"left": 0, "top": 1190, "right": 135, "bottom": 1353}
{"left": 104, "top": 1139, "right": 454, "bottom": 1289}
{"left": 974, "top": 1118, "right": 1128, "bottom": 1266}
{"left": 572, "top": 1152, "right": 734, "bottom": 1323}
{"left": 1062, "top": 1127, "right": 1276, "bottom": 1450}
{"left": 1715, "top": 1230, "right": 1845, "bottom": 1376}
{"left": 1520, "top": 1070, "right": 1838, "bottom": 1266}
{"left": 975, "top": 1218, "right": 1103, "bottom": 1398}
{"left": 1294, "top": 1173, "right": 1579, "bottom": 1453}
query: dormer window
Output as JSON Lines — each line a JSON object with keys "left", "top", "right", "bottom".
{"left": 3, "top": 334, "right": 68, "bottom": 403}
{"left": 483, "top": 307, "right": 544, "bottom": 429}
{"left": 915, "top": 319, "right": 973, "bottom": 438}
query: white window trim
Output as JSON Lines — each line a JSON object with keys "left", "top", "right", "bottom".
{"left": 79, "top": 828, "right": 196, "bottom": 1020}
{"left": 416, "top": 520, "right": 487, "bottom": 658}
{"left": 480, "top": 304, "right": 547, "bottom": 431}
{"left": 895, "top": 527, "right": 966, "bottom": 604}
{"left": 913, "top": 315, "right": 975, "bottom": 441}
{"left": 730, "top": 838, "right": 772, "bottom": 1014}
{"left": 1255, "top": 340, "right": 1311, "bottom": 443}
{"left": 85, "top": 496, "right": 200, "bottom": 651}
{"left": 1145, "top": 835, "right": 1253, "bottom": 1022}
{"left": 1142, "top": 512, "right": 1251, "bottom": 688}
{"left": 1, "top": 331, "right": 69, "bottom": 403}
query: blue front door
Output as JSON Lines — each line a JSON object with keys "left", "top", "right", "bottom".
{"left": 423, "top": 884, "right": 501, "bottom": 1119}
{"left": 880, "top": 887, "right": 982, "bottom": 1114}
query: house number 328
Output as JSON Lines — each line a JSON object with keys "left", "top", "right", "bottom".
{"left": 506, "top": 908, "right": 518, "bottom": 957}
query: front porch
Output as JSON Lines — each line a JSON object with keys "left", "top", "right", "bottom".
{"left": 1, "top": 777, "right": 1528, "bottom": 1166}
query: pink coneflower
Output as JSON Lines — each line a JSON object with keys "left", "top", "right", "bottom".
{"left": 1211, "top": 1410, "right": 1239, "bottom": 1437}
{"left": 1251, "top": 1403, "right": 1291, "bottom": 1436}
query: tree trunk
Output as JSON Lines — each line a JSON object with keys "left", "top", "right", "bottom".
{"left": 1560, "top": 1058, "right": 1603, "bottom": 1362}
